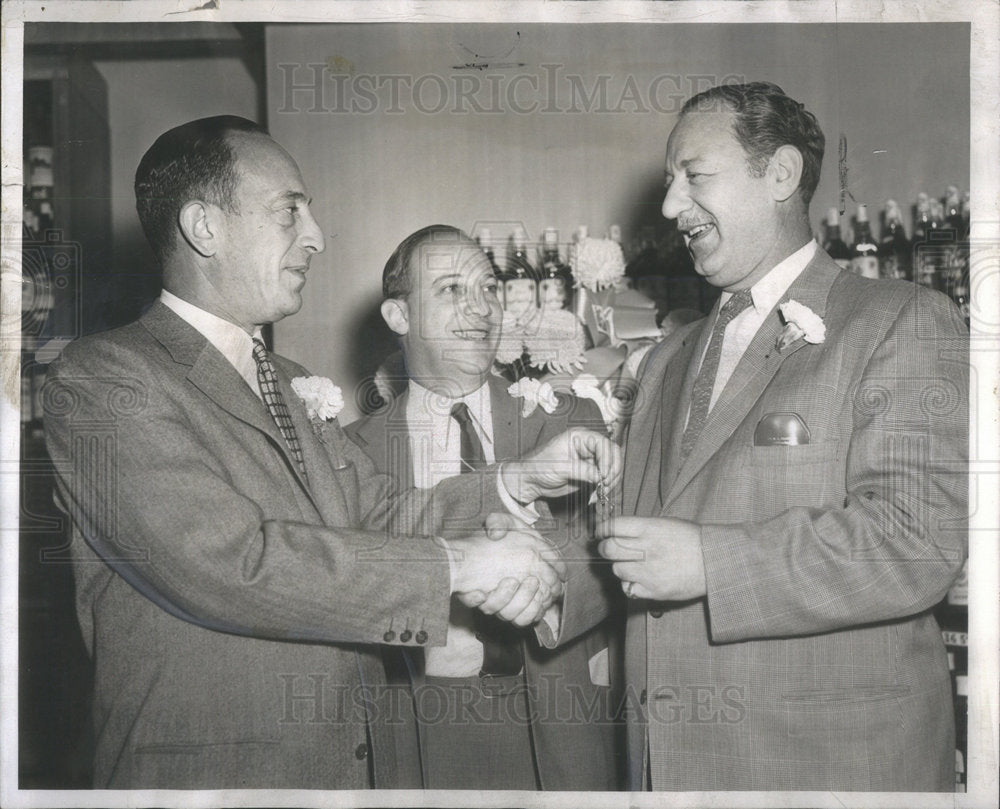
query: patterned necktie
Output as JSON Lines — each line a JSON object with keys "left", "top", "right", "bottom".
{"left": 252, "top": 338, "right": 308, "bottom": 482}
{"left": 450, "top": 402, "right": 524, "bottom": 677}
{"left": 680, "top": 289, "right": 753, "bottom": 461}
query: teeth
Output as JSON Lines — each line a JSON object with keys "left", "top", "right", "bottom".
{"left": 687, "top": 223, "right": 712, "bottom": 238}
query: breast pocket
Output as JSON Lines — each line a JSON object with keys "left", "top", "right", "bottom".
{"left": 748, "top": 441, "right": 842, "bottom": 513}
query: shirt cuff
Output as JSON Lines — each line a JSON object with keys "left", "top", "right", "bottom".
{"left": 496, "top": 463, "right": 540, "bottom": 525}
{"left": 438, "top": 536, "right": 457, "bottom": 593}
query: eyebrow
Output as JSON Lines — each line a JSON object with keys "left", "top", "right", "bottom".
{"left": 273, "top": 191, "right": 311, "bottom": 206}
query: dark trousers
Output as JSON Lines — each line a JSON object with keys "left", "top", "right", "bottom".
{"left": 415, "top": 674, "right": 539, "bottom": 790}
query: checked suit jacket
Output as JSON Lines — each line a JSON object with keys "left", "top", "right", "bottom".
{"left": 563, "top": 250, "right": 968, "bottom": 791}
{"left": 43, "top": 301, "right": 517, "bottom": 789}
{"left": 346, "top": 373, "right": 624, "bottom": 790}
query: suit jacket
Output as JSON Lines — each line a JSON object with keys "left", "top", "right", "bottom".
{"left": 43, "top": 302, "right": 513, "bottom": 789}
{"left": 615, "top": 250, "right": 968, "bottom": 790}
{"left": 346, "top": 373, "right": 623, "bottom": 790}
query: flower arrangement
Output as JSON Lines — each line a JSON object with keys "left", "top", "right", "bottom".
{"left": 570, "top": 237, "right": 626, "bottom": 291}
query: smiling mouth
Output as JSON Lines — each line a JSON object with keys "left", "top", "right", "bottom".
{"left": 682, "top": 223, "right": 715, "bottom": 243}
{"left": 452, "top": 328, "right": 491, "bottom": 341}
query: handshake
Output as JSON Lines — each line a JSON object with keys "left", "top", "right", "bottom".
{"left": 447, "top": 428, "right": 621, "bottom": 627}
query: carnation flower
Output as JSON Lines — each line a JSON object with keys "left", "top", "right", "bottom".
{"left": 507, "top": 378, "right": 559, "bottom": 417}
{"left": 291, "top": 376, "right": 344, "bottom": 422}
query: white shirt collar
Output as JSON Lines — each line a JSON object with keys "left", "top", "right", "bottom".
{"left": 406, "top": 377, "right": 494, "bottom": 448}
{"left": 719, "top": 239, "right": 818, "bottom": 315}
{"left": 160, "top": 290, "right": 262, "bottom": 392}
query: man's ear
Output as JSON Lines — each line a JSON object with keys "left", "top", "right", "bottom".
{"left": 769, "top": 145, "right": 804, "bottom": 203}
{"left": 178, "top": 200, "right": 218, "bottom": 258}
{"left": 380, "top": 298, "right": 410, "bottom": 336}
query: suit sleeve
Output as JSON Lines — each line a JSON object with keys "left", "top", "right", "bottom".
{"left": 701, "top": 288, "right": 969, "bottom": 642}
{"left": 535, "top": 395, "right": 626, "bottom": 649}
{"left": 44, "top": 342, "right": 456, "bottom": 648}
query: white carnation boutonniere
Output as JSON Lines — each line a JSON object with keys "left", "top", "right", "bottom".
{"left": 291, "top": 376, "right": 344, "bottom": 440}
{"left": 507, "top": 378, "right": 559, "bottom": 418}
{"left": 776, "top": 300, "right": 826, "bottom": 353}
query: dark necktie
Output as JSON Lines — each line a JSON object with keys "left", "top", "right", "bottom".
{"left": 451, "top": 402, "right": 523, "bottom": 677}
{"left": 680, "top": 289, "right": 753, "bottom": 461}
{"left": 252, "top": 338, "right": 308, "bottom": 482}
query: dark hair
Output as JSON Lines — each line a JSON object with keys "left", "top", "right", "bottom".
{"left": 681, "top": 82, "right": 825, "bottom": 205}
{"left": 382, "top": 224, "right": 472, "bottom": 299}
{"left": 134, "top": 115, "right": 266, "bottom": 264}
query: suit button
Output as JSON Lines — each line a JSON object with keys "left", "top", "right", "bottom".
{"left": 355, "top": 743, "right": 368, "bottom": 760}
{"left": 399, "top": 630, "right": 412, "bottom": 643}
{"left": 415, "top": 630, "right": 428, "bottom": 644}
{"left": 649, "top": 608, "right": 664, "bottom": 618}
{"left": 474, "top": 632, "right": 484, "bottom": 642}
{"left": 383, "top": 630, "right": 395, "bottom": 642}
{"left": 640, "top": 689, "right": 647, "bottom": 705}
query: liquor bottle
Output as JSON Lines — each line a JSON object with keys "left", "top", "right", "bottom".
{"left": 476, "top": 227, "right": 502, "bottom": 296}
{"left": 944, "top": 186, "right": 964, "bottom": 235}
{"left": 822, "top": 208, "right": 851, "bottom": 270}
{"left": 850, "top": 204, "right": 879, "bottom": 279}
{"left": 878, "top": 200, "right": 911, "bottom": 281}
{"left": 538, "top": 226, "right": 574, "bottom": 311}
{"left": 961, "top": 190, "right": 970, "bottom": 239}
{"left": 501, "top": 226, "right": 538, "bottom": 317}
{"left": 912, "top": 194, "right": 935, "bottom": 288}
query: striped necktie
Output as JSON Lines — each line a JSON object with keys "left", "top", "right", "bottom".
{"left": 680, "top": 289, "right": 753, "bottom": 461}
{"left": 252, "top": 338, "right": 308, "bottom": 482}
{"left": 451, "top": 401, "right": 524, "bottom": 677}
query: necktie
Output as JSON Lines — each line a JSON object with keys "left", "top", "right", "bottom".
{"left": 252, "top": 338, "right": 308, "bottom": 482}
{"left": 680, "top": 289, "right": 753, "bottom": 461}
{"left": 450, "top": 402, "right": 523, "bottom": 677}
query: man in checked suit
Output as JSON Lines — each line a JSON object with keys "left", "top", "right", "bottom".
{"left": 590, "top": 83, "right": 969, "bottom": 790}
{"left": 42, "top": 117, "right": 620, "bottom": 789}
{"left": 346, "top": 225, "right": 623, "bottom": 790}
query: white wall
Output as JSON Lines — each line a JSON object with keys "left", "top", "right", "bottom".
{"left": 266, "top": 23, "right": 969, "bottom": 422}
{"left": 93, "top": 56, "right": 258, "bottom": 313}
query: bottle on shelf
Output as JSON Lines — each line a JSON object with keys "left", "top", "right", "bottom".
{"left": 912, "top": 194, "right": 937, "bottom": 288}
{"left": 822, "top": 208, "right": 852, "bottom": 271}
{"left": 961, "top": 190, "right": 970, "bottom": 238}
{"left": 476, "top": 227, "right": 501, "bottom": 297}
{"left": 538, "top": 226, "right": 574, "bottom": 311}
{"left": 944, "top": 186, "right": 964, "bottom": 236}
{"left": 850, "top": 204, "right": 879, "bottom": 279}
{"left": 501, "top": 226, "right": 539, "bottom": 317}
{"left": 878, "top": 200, "right": 912, "bottom": 281}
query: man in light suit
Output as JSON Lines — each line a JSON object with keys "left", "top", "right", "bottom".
{"left": 42, "top": 117, "right": 620, "bottom": 789}
{"left": 593, "top": 83, "right": 969, "bottom": 790}
{"left": 347, "top": 225, "right": 623, "bottom": 790}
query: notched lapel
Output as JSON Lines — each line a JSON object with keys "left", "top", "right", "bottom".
{"left": 623, "top": 324, "right": 701, "bottom": 516}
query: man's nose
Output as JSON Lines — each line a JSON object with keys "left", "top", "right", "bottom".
{"left": 464, "top": 289, "right": 491, "bottom": 317}
{"left": 661, "top": 177, "right": 689, "bottom": 221}
{"left": 298, "top": 208, "right": 326, "bottom": 253}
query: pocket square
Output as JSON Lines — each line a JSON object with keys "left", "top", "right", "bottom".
{"left": 754, "top": 412, "right": 811, "bottom": 446}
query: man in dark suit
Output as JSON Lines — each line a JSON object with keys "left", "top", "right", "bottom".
{"left": 42, "top": 117, "right": 620, "bottom": 789}
{"left": 588, "top": 82, "right": 968, "bottom": 790}
{"left": 346, "top": 225, "right": 623, "bottom": 790}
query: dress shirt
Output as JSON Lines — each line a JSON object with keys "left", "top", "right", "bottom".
{"left": 694, "top": 240, "right": 817, "bottom": 417}
{"left": 160, "top": 290, "right": 263, "bottom": 400}
{"left": 406, "top": 378, "right": 541, "bottom": 676}
{"left": 406, "top": 380, "right": 496, "bottom": 489}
